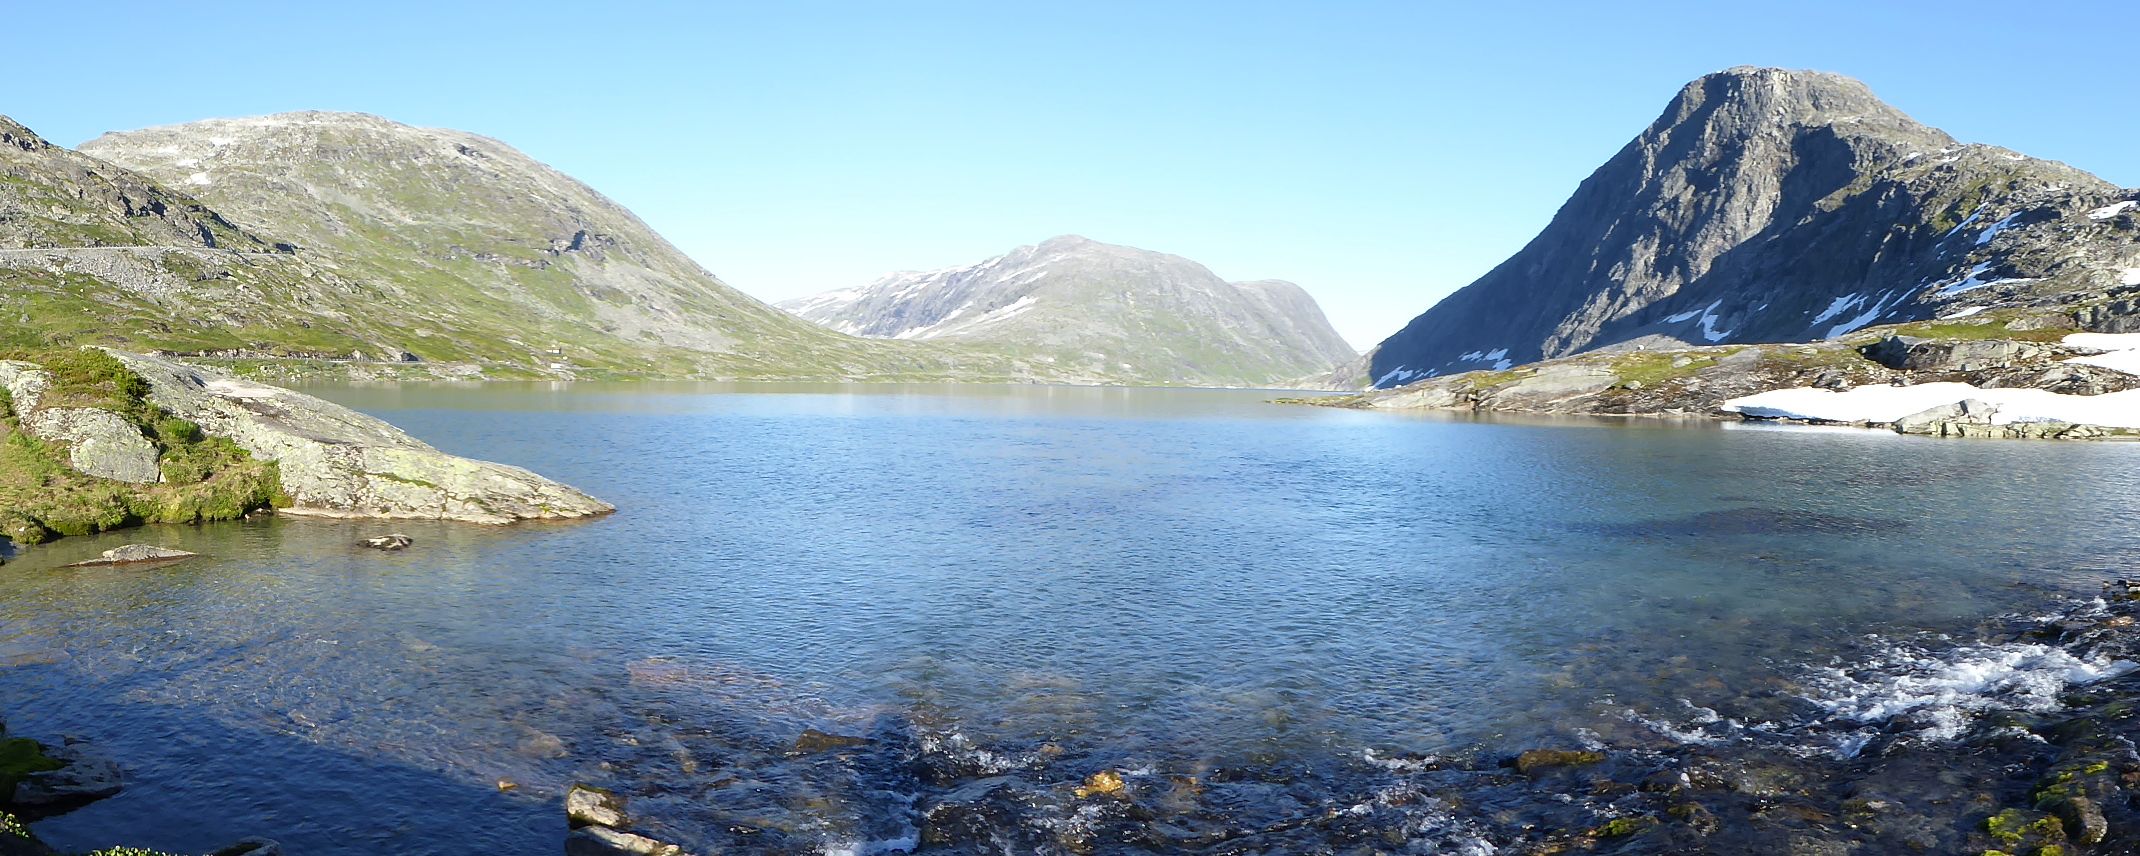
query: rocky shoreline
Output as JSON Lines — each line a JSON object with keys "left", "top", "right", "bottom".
{"left": 1298, "top": 325, "right": 2140, "bottom": 441}
{"left": 0, "top": 348, "right": 610, "bottom": 554}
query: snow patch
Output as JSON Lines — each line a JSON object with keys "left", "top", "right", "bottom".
{"left": 1942, "top": 203, "right": 1987, "bottom": 239}
{"left": 1723, "top": 382, "right": 2140, "bottom": 428}
{"left": 2088, "top": 201, "right": 2136, "bottom": 220}
{"left": 1974, "top": 211, "right": 2025, "bottom": 246}
{"left": 1812, "top": 293, "right": 1861, "bottom": 325}
{"left": 185, "top": 172, "right": 211, "bottom": 186}
{"left": 1930, "top": 263, "right": 2033, "bottom": 297}
{"left": 1940, "top": 306, "right": 1988, "bottom": 320}
{"left": 1376, "top": 367, "right": 1419, "bottom": 387}
{"left": 2063, "top": 332, "right": 2140, "bottom": 376}
{"left": 1825, "top": 290, "right": 1898, "bottom": 338}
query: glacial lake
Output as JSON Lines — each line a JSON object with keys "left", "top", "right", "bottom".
{"left": 6, "top": 383, "right": 2140, "bottom": 853}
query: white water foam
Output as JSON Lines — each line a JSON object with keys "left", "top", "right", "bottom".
{"left": 819, "top": 834, "right": 919, "bottom": 856}
{"left": 1804, "top": 638, "right": 2136, "bottom": 742}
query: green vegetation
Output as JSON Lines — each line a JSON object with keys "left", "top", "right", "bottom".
{"left": 1461, "top": 367, "right": 1536, "bottom": 391}
{"left": 0, "top": 349, "right": 285, "bottom": 544}
{"left": 1608, "top": 348, "right": 1743, "bottom": 388}
{"left": 1874, "top": 314, "right": 2069, "bottom": 343}
{"left": 0, "top": 737, "right": 61, "bottom": 798}
{"left": 1986, "top": 808, "right": 2065, "bottom": 847}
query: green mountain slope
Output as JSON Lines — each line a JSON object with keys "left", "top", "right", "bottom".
{"left": 63, "top": 112, "right": 1054, "bottom": 380}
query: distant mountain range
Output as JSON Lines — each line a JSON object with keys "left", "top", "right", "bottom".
{"left": 1356, "top": 66, "right": 2140, "bottom": 389}
{"left": 779, "top": 235, "right": 1356, "bottom": 386}
{"left": 9, "top": 66, "right": 2136, "bottom": 392}
{"left": 0, "top": 110, "right": 1347, "bottom": 385}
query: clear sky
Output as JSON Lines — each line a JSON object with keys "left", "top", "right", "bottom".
{"left": 9, "top": 1, "right": 2138, "bottom": 350}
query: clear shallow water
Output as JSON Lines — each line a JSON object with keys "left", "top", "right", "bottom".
{"left": 5, "top": 383, "right": 2140, "bottom": 852}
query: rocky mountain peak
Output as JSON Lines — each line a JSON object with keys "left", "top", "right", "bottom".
{"left": 0, "top": 115, "right": 51, "bottom": 152}
{"left": 1362, "top": 67, "right": 2138, "bottom": 388}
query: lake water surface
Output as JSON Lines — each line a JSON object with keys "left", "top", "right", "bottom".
{"left": 6, "top": 383, "right": 2140, "bottom": 853}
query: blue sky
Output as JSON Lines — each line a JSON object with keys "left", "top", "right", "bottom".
{"left": 11, "top": 1, "right": 2139, "bottom": 349}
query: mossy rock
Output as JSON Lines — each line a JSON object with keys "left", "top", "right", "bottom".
{"left": 1596, "top": 815, "right": 1658, "bottom": 837}
{"left": 0, "top": 350, "right": 284, "bottom": 544}
{"left": 1985, "top": 807, "right": 2066, "bottom": 851}
{"left": 1513, "top": 748, "right": 1607, "bottom": 774}
{"left": 0, "top": 738, "right": 62, "bottom": 799}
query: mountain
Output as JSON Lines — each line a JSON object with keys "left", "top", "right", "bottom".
{"left": 1365, "top": 66, "right": 2140, "bottom": 388}
{"left": 0, "top": 114, "right": 387, "bottom": 354}
{"left": 779, "top": 235, "right": 1357, "bottom": 386}
{"left": 70, "top": 112, "right": 1056, "bottom": 381}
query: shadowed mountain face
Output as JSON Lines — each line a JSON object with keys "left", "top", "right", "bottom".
{"left": 781, "top": 235, "right": 1358, "bottom": 387}
{"left": 1366, "top": 66, "right": 2140, "bottom": 388}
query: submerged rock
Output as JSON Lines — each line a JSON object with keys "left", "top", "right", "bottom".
{"left": 790, "top": 728, "right": 869, "bottom": 755}
{"left": 565, "top": 784, "right": 628, "bottom": 829}
{"left": 206, "top": 838, "right": 283, "bottom": 856}
{"left": 362, "top": 534, "right": 413, "bottom": 551}
{"left": 109, "top": 351, "right": 613, "bottom": 524}
{"left": 65, "top": 545, "right": 196, "bottom": 567}
{"left": 1513, "top": 748, "right": 1607, "bottom": 774}
{"left": 564, "top": 825, "right": 683, "bottom": 856}
{"left": 562, "top": 784, "right": 688, "bottom": 855}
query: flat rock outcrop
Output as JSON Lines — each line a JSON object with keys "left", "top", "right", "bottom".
{"left": 111, "top": 351, "right": 612, "bottom": 524}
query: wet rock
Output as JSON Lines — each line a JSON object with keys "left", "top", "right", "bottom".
{"left": 2107, "top": 579, "right": 2140, "bottom": 603}
{"left": 563, "top": 825, "right": 683, "bottom": 856}
{"left": 206, "top": 838, "right": 283, "bottom": 856}
{"left": 516, "top": 731, "right": 567, "bottom": 759}
{"left": 8, "top": 742, "right": 121, "bottom": 806}
{"left": 1075, "top": 769, "right": 1126, "bottom": 799}
{"left": 2044, "top": 792, "right": 2107, "bottom": 844}
{"left": 789, "top": 728, "right": 868, "bottom": 755}
{"left": 362, "top": 534, "right": 412, "bottom": 550}
{"left": 920, "top": 778, "right": 1053, "bottom": 851}
{"left": 1512, "top": 748, "right": 1606, "bottom": 774}
{"left": 64, "top": 544, "right": 196, "bottom": 567}
{"left": 1720, "top": 760, "right": 1805, "bottom": 797}
{"left": 1667, "top": 801, "right": 1720, "bottom": 835}
{"left": 565, "top": 783, "right": 627, "bottom": 829}
{"left": 1640, "top": 769, "right": 1690, "bottom": 793}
